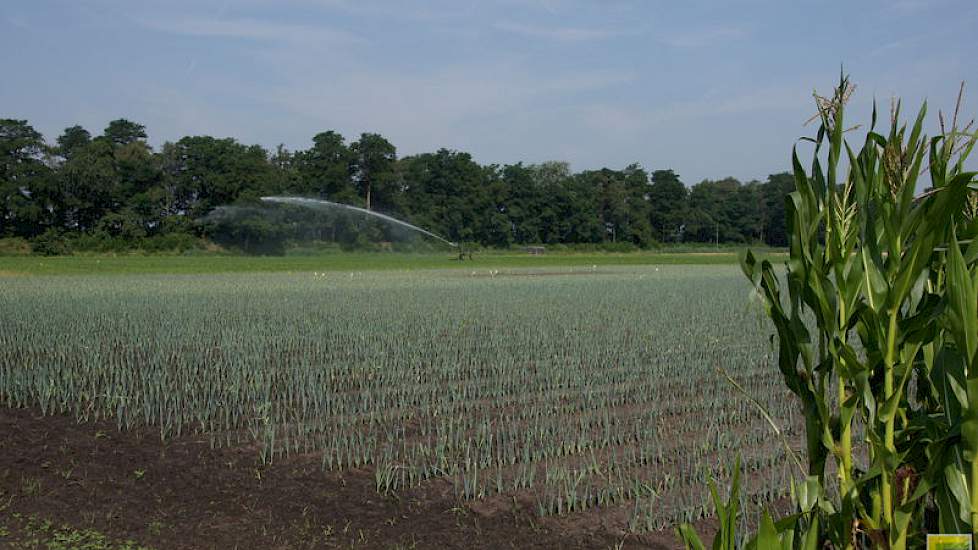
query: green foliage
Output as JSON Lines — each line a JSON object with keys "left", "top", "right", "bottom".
{"left": 649, "top": 169, "right": 688, "bottom": 242}
{"left": 0, "top": 237, "right": 31, "bottom": 256}
{"left": 56, "top": 125, "right": 91, "bottom": 160}
{"left": 351, "top": 132, "right": 397, "bottom": 211}
{"left": 0, "top": 116, "right": 795, "bottom": 252}
{"left": 677, "top": 456, "right": 743, "bottom": 550}
{"left": 31, "top": 228, "right": 69, "bottom": 256}
{"left": 682, "top": 76, "right": 978, "bottom": 548}
{"left": 103, "top": 118, "right": 147, "bottom": 147}
{"left": 688, "top": 178, "right": 764, "bottom": 243}
{"left": 0, "top": 119, "right": 53, "bottom": 238}
{"left": 292, "top": 131, "right": 357, "bottom": 202}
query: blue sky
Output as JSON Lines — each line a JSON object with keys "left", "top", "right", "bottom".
{"left": 2, "top": 0, "right": 976, "bottom": 184}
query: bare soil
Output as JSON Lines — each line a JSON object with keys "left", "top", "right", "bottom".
{"left": 0, "top": 406, "right": 705, "bottom": 549}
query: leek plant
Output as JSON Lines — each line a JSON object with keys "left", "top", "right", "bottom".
{"left": 681, "top": 76, "right": 977, "bottom": 548}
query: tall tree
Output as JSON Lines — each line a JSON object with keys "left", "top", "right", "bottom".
{"left": 688, "top": 177, "right": 748, "bottom": 243}
{"left": 161, "top": 136, "right": 273, "bottom": 218}
{"left": 734, "top": 180, "right": 765, "bottom": 243}
{"left": 56, "top": 125, "right": 91, "bottom": 161}
{"left": 561, "top": 170, "right": 604, "bottom": 244}
{"left": 621, "top": 164, "right": 654, "bottom": 246}
{"left": 761, "top": 172, "right": 794, "bottom": 246}
{"left": 647, "top": 169, "right": 687, "bottom": 242}
{"left": 498, "top": 163, "right": 543, "bottom": 244}
{"left": 398, "top": 149, "right": 491, "bottom": 244}
{"left": 0, "top": 119, "right": 52, "bottom": 237}
{"left": 580, "top": 169, "right": 624, "bottom": 244}
{"left": 103, "top": 119, "right": 147, "bottom": 147}
{"left": 350, "top": 133, "right": 396, "bottom": 211}
{"left": 295, "top": 131, "right": 356, "bottom": 202}
{"left": 530, "top": 162, "right": 579, "bottom": 243}
{"left": 59, "top": 139, "right": 120, "bottom": 231}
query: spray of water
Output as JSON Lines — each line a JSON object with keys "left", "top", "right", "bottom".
{"left": 260, "top": 196, "right": 458, "bottom": 248}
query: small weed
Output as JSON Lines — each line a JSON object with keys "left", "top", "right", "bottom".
{"left": 0, "top": 492, "right": 13, "bottom": 513}
{"left": 8, "top": 514, "right": 155, "bottom": 549}
{"left": 20, "top": 478, "right": 41, "bottom": 497}
{"left": 147, "top": 520, "right": 164, "bottom": 536}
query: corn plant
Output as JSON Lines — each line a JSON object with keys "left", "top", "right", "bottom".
{"left": 686, "top": 76, "right": 977, "bottom": 548}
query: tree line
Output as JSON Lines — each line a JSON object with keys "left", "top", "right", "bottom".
{"left": 0, "top": 117, "right": 795, "bottom": 253}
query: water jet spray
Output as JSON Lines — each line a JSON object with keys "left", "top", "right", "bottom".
{"left": 260, "top": 196, "right": 469, "bottom": 256}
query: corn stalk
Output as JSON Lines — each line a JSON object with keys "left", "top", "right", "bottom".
{"left": 681, "top": 75, "right": 978, "bottom": 548}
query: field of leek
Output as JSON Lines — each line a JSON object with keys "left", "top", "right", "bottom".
{"left": 0, "top": 265, "right": 798, "bottom": 532}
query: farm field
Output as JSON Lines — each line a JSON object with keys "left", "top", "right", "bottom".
{"left": 0, "top": 248, "right": 783, "bottom": 276}
{"left": 0, "top": 263, "right": 800, "bottom": 549}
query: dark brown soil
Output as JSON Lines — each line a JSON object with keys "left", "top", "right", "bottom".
{"left": 0, "top": 406, "right": 701, "bottom": 549}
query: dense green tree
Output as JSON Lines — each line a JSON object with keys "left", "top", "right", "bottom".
{"left": 161, "top": 136, "right": 274, "bottom": 217}
{"left": 530, "top": 162, "right": 578, "bottom": 243}
{"left": 735, "top": 180, "right": 765, "bottom": 243}
{"left": 0, "top": 119, "right": 53, "bottom": 237}
{"left": 56, "top": 125, "right": 91, "bottom": 160}
{"left": 621, "top": 164, "right": 654, "bottom": 246}
{"left": 95, "top": 209, "right": 147, "bottom": 241}
{"left": 398, "top": 148, "right": 492, "bottom": 244}
{"left": 59, "top": 139, "right": 120, "bottom": 231}
{"left": 1, "top": 115, "right": 796, "bottom": 251}
{"left": 571, "top": 166, "right": 653, "bottom": 247}
{"left": 351, "top": 133, "right": 396, "bottom": 211}
{"left": 648, "top": 170, "right": 687, "bottom": 242}
{"left": 498, "top": 163, "right": 543, "bottom": 243}
{"left": 561, "top": 172, "right": 604, "bottom": 244}
{"left": 683, "top": 206, "right": 716, "bottom": 244}
{"left": 295, "top": 131, "right": 356, "bottom": 202}
{"left": 103, "top": 119, "right": 147, "bottom": 147}
{"left": 761, "top": 172, "right": 793, "bottom": 246}
{"left": 0, "top": 119, "right": 46, "bottom": 177}
{"left": 268, "top": 145, "right": 303, "bottom": 199}
{"left": 114, "top": 141, "right": 160, "bottom": 197}
{"left": 689, "top": 177, "right": 751, "bottom": 243}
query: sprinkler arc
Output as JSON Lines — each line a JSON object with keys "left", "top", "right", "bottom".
{"left": 260, "top": 196, "right": 459, "bottom": 249}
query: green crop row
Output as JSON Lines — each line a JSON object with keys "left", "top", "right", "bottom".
{"left": 1, "top": 265, "right": 797, "bottom": 529}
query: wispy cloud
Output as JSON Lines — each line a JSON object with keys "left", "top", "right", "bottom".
{"left": 892, "top": 0, "right": 931, "bottom": 15}
{"left": 579, "top": 82, "right": 814, "bottom": 139}
{"left": 4, "top": 15, "right": 31, "bottom": 30}
{"left": 254, "top": 0, "right": 479, "bottom": 22}
{"left": 139, "top": 16, "right": 366, "bottom": 46}
{"left": 660, "top": 25, "right": 748, "bottom": 48}
{"left": 493, "top": 21, "right": 632, "bottom": 41}
{"left": 868, "top": 40, "right": 905, "bottom": 58}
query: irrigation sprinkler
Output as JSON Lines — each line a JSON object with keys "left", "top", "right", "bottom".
{"left": 259, "top": 196, "right": 462, "bottom": 253}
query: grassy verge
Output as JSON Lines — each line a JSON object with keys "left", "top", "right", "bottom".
{"left": 0, "top": 249, "right": 784, "bottom": 276}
